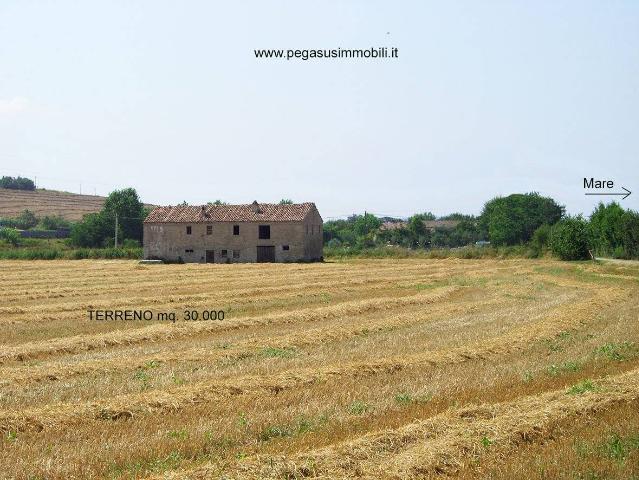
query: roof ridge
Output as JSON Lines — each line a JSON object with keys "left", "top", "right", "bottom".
{"left": 144, "top": 202, "right": 317, "bottom": 223}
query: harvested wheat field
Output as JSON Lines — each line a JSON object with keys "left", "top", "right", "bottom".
{"left": 0, "top": 258, "right": 638, "bottom": 479}
{"left": 0, "top": 188, "right": 156, "bottom": 221}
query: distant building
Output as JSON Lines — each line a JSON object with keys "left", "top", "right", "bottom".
{"left": 380, "top": 219, "right": 461, "bottom": 231}
{"left": 143, "top": 201, "right": 323, "bottom": 263}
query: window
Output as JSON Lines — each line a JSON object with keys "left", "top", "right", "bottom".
{"left": 233, "top": 249, "right": 240, "bottom": 259}
{"left": 221, "top": 249, "right": 228, "bottom": 257}
{"left": 282, "top": 245, "right": 289, "bottom": 251}
{"left": 206, "top": 225, "right": 212, "bottom": 235}
{"left": 233, "top": 225, "right": 240, "bottom": 235}
{"left": 185, "top": 249, "right": 194, "bottom": 253}
{"left": 259, "top": 225, "right": 270, "bottom": 239}
{"left": 186, "top": 226, "right": 192, "bottom": 235}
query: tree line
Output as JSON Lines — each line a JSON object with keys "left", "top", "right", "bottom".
{"left": 0, "top": 176, "right": 36, "bottom": 190}
{"left": 2, "top": 187, "right": 638, "bottom": 261}
{"left": 324, "top": 193, "right": 639, "bottom": 260}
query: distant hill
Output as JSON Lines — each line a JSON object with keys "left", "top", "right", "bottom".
{"left": 0, "top": 188, "right": 155, "bottom": 221}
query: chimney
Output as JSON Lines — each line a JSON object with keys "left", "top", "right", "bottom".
{"left": 251, "top": 200, "right": 262, "bottom": 214}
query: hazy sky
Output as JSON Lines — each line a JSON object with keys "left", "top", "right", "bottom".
{"left": 1, "top": 1, "right": 637, "bottom": 218}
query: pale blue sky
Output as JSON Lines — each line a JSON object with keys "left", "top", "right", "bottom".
{"left": 1, "top": 1, "right": 637, "bottom": 218}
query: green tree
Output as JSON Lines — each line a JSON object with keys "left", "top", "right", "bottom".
{"left": 620, "top": 210, "right": 639, "bottom": 259}
{"left": 419, "top": 211, "right": 437, "bottom": 221}
{"left": 405, "top": 214, "right": 434, "bottom": 247}
{"left": 102, "top": 188, "right": 145, "bottom": 242}
{"left": 353, "top": 213, "right": 381, "bottom": 237}
{"left": 431, "top": 229, "right": 450, "bottom": 248}
{"left": 480, "top": 193, "right": 564, "bottom": 246}
{"left": 530, "top": 224, "right": 552, "bottom": 257}
{"left": 16, "top": 209, "right": 38, "bottom": 229}
{"left": 407, "top": 214, "right": 427, "bottom": 236}
{"left": 550, "top": 216, "right": 590, "bottom": 260}
{"left": 589, "top": 202, "right": 625, "bottom": 257}
{"left": 439, "top": 213, "right": 472, "bottom": 221}
{"left": 70, "top": 188, "right": 145, "bottom": 247}
{"left": 390, "top": 226, "right": 417, "bottom": 248}
{"left": 279, "top": 199, "right": 293, "bottom": 205}
{"left": 70, "top": 213, "right": 109, "bottom": 247}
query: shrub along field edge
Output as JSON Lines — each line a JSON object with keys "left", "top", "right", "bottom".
{"left": 324, "top": 245, "right": 533, "bottom": 260}
{"left": 0, "top": 247, "right": 142, "bottom": 260}
{"left": 0, "top": 245, "right": 532, "bottom": 261}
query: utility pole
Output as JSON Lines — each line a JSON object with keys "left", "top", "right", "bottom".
{"left": 114, "top": 213, "right": 119, "bottom": 248}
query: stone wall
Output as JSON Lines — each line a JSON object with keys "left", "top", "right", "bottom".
{"left": 143, "top": 219, "right": 322, "bottom": 263}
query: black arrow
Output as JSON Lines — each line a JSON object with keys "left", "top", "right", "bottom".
{"left": 585, "top": 187, "right": 631, "bottom": 200}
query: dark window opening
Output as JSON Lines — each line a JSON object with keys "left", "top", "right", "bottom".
{"left": 259, "top": 225, "right": 270, "bottom": 239}
{"left": 233, "top": 250, "right": 240, "bottom": 259}
{"left": 206, "top": 225, "right": 212, "bottom": 235}
{"left": 233, "top": 225, "right": 240, "bottom": 235}
{"left": 185, "top": 249, "right": 194, "bottom": 253}
{"left": 186, "top": 226, "right": 192, "bottom": 235}
{"left": 282, "top": 245, "right": 289, "bottom": 251}
{"left": 221, "top": 249, "right": 228, "bottom": 257}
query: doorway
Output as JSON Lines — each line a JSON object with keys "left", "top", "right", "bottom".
{"left": 256, "top": 246, "right": 275, "bottom": 263}
{"left": 205, "top": 250, "right": 215, "bottom": 263}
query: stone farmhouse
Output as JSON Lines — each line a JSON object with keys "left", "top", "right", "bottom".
{"left": 143, "top": 201, "right": 323, "bottom": 263}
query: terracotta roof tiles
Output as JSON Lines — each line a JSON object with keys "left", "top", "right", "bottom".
{"left": 144, "top": 202, "right": 317, "bottom": 223}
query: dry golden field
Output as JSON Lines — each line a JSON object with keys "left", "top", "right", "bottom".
{"left": 0, "top": 258, "right": 638, "bottom": 479}
{"left": 0, "top": 188, "right": 155, "bottom": 221}
{"left": 0, "top": 188, "right": 107, "bottom": 221}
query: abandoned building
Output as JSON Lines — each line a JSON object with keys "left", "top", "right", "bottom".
{"left": 143, "top": 201, "right": 323, "bottom": 263}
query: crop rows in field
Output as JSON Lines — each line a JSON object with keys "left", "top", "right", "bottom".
{"left": 0, "top": 188, "right": 106, "bottom": 221}
{"left": 0, "top": 188, "right": 155, "bottom": 221}
{"left": 0, "top": 258, "right": 638, "bottom": 479}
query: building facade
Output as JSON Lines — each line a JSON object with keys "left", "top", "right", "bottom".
{"left": 143, "top": 201, "right": 323, "bottom": 263}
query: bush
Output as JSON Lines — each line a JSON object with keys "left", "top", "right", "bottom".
{"left": 0, "top": 227, "right": 20, "bottom": 246}
{"left": 0, "top": 249, "right": 61, "bottom": 260}
{"left": 16, "top": 209, "right": 38, "bottom": 229}
{"left": 70, "top": 213, "right": 109, "bottom": 247}
{"left": 1, "top": 210, "right": 40, "bottom": 229}
{"left": 122, "top": 238, "right": 140, "bottom": 248}
{"left": 550, "top": 217, "right": 591, "bottom": 260}
{"left": 0, "top": 247, "right": 142, "bottom": 260}
{"left": 38, "top": 215, "right": 71, "bottom": 230}
{"left": 326, "top": 238, "right": 342, "bottom": 248}
{"left": 323, "top": 245, "right": 524, "bottom": 260}
{"left": 530, "top": 224, "right": 552, "bottom": 257}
